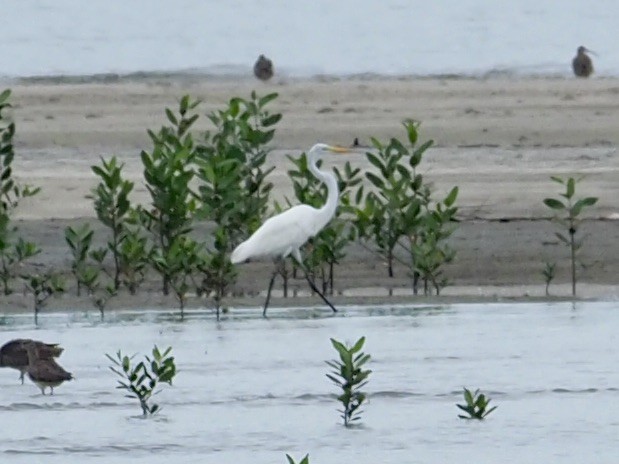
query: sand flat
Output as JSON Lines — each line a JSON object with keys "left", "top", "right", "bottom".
{"left": 3, "top": 76, "right": 619, "bottom": 305}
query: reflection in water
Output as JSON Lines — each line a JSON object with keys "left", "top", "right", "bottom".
{"left": 0, "top": 301, "right": 617, "bottom": 463}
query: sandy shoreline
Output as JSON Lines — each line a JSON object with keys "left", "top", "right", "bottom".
{"left": 2, "top": 75, "right": 618, "bottom": 313}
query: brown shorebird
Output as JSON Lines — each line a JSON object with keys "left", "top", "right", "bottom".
{"left": 0, "top": 339, "right": 64, "bottom": 384}
{"left": 24, "top": 342, "right": 73, "bottom": 395}
{"left": 253, "top": 54, "right": 274, "bottom": 81}
{"left": 572, "top": 46, "right": 594, "bottom": 77}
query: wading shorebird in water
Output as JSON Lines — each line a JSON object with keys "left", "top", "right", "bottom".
{"left": 254, "top": 54, "right": 274, "bottom": 81}
{"left": 572, "top": 46, "right": 595, "bottom": 77}
{"left": 0, "top": 339, "right": 64, "bottom": 384}
{"left": 231, "top": 143, "right": 352, "bottom": 317}
{"left": 24, "top": 342, "right": 73, "bottom": 395}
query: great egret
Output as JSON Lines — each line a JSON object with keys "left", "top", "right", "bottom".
{"left": 0, "top": 339, "right": 63, "bottom": 384}
{"left": 572, "top": 46, "right": 595, "bottom": 77}
{"left": 254, "top": 54, "right": 274, "bottom": 81}
{"left": 231, "top": 143, "right": 351, "bottom": 316}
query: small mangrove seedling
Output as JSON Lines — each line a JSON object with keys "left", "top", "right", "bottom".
{"left": 543, "top": 176, "right": 597, "bottom": 297}
{"left": 89, "top": 155, "right": 135, "bottom": 291}
{"left": 0, "top": 89, "right": 42, "bottom": 295}
{"left": 325, "top": 336, "right": 372, "bottom": 427}
{"left": 78, "top": 264, "right": 116, "bottom": 320}
{"left": 542, "top": 261, "right": 556, "bottom": 296}
{"left": 21, "top": 271, "right": 65, "bottom": 325}
{"left": 286, "top": 454, "right": 310, "bottom": 464}
{"left": 106, "top": 345, "right": 177, "bottom": 416}
{"left": 64, "top": 223, "right": 94, "bottom": 296}
{"left": 456, "top": 387, "right": 497, "bottom": 420}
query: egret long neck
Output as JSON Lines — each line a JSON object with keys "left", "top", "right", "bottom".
{"left": 309, "top": 156, "right": 339, "bottom": 229}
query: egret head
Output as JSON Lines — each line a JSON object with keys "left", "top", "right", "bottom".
{"left": 309, "top": 143, "right": 351, "bottom": 156}
{"left": 306, "top": 143, "right": 352, "bottom": 170}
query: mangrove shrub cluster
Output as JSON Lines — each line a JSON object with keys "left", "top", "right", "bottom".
{"left": 2, "top": 89, "right": 459, "bottom": 321}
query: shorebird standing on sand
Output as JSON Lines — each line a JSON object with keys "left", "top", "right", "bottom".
{"left": 572, "top": 46, "right": 595, "bottom": 77}
{"left": 24, "top": 341, "right": 73, "bottom": 395}
{"left": 0, "top": 339, "right": 64, "bottom": 384}
{"left": 254, "top": 54, "right": 274, "bottom": 81}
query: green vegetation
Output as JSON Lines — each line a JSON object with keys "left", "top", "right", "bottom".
{"left": 542, "top": 261, "right": 556, "bottom": 296}
{"left": 354, "top": 121, "right": 458, "bottom": 295}
{"left": 138, "top": 95, "right": 199, "bottom": 296}
{"left": 151, "top": 236, "right": 204, "bottom": 318}
{"left": 64, "top": 223, "right": 117, "bottom": 318}
{"left": 20, "top": 271, "right": 65, "bottom": 325}
{"left": 0, "top": 89, "right": 41, "bottom": 295}
{"left": 0, "top": 85, "right": 468, "bottom": 319}
{"left": 196, "top": 91, "right": 280, "bottom": 316}
{"left": 286, "top": 454, "right": 310, "bottom": 464}
{"left": 2, "top": 84, "right": 610, "bottom": 326}
{"left": 106, "top": 345, "right": 177, "bottom": 416}
{"left": 64, "top": 223, "right": 95, "bottom": 296}
{"left": 543, "top": 176, "right": 598, "bottom": 296}
{"left": 326, "top": 336, "right": 371, "bottom": 427}
{"left": 115, "top": 221, "right": 151, "bottom": 295}
{"left": 456, "top": 387, "right": 497, "bottom": 420}
{"left": 89, "top": 156, "right": 135, "bottom": 291}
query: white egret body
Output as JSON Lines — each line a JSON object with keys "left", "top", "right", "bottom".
{"left": 231, "top": 143, "right": 350, "bottom": 315}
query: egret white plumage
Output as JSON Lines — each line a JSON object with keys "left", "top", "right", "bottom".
{"left": 231, "top": 143, "right": 351, "bottom": 316}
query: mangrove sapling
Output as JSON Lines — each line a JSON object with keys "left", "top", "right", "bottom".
{"left": 326, "top": 336, "right": 372, "bottom": 427}
{"left": 457, "top": 387, "right": 497, "bottom": 420}
{"left": 542, "top": 261, "right": 556, "bottom": 296}
{"left": 151, "top": 236, "right": 206, "bottom": 319}
{"left": 0, "top": 89, "right": 41, "bottom": 295}
{"left": 286, "top": 454, "right": 310, "bottom": 464}
{"left": 354, "top": 120, "right": 433, "bottom": 278}
{"left": 202, "top": 91, "right": 280, "bottom": 239}
{"left": 543, "top": 176, "right": 598, "bottom": 296}
{"left": 408, "top": 187, "right": 459, "bottom": 295}
{"left": 139, "top": 95, "right": 200, "bottom": 295}
{"left": 356, "top": 121, "right": 459, "bottom": 295}
{"left": 197, "top": 229, "right": 237, "bottom": 319}
{"left": 89, "top": 156, "right": 135, "bottom": 291}
{"left": 0, "top": 235, "right": 40, "bottom": 295}
{"left": 117, "top": 215, "right": 152, "bottom": 294}
{"left": 106, "top": 345, "right": 177, "bottom": 416}
{"left": 194, "top": 143, "right": 245, "bottom": 313}
{"left": 64, "top": 223, "right": 94, "bottom": 296}
{"left": 78, "top": 265, "right": 116, "bottom": 320}
{"left": 196, "top": 91, "right": 281, "bottom": 309}
{"left": 0, "top": 89, "right": 41, "bottom": 213}
{"left": 21, "top": 271, "right": 65, "bottom": 325}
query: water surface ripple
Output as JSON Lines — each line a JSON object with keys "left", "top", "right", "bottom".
{"left": 1, "top": 301, "right": 617, "bottom": 463}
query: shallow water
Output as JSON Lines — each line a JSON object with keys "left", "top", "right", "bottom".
{"left": 2, "top": 0, "right": 618, "bottom": 78}
{"left": 1, "top": 301, "right": 618, "bottom": 463}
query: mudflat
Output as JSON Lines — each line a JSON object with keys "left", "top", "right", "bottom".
{"left": 3, "top": 75, "right": 619, "bottom": 312}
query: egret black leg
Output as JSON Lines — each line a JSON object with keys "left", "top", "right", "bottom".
{"left": 303, "top": 269, "right": 337, "bottom": 313}
{"left": 263, "top": 268, "right": 279, "bottom": 317}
